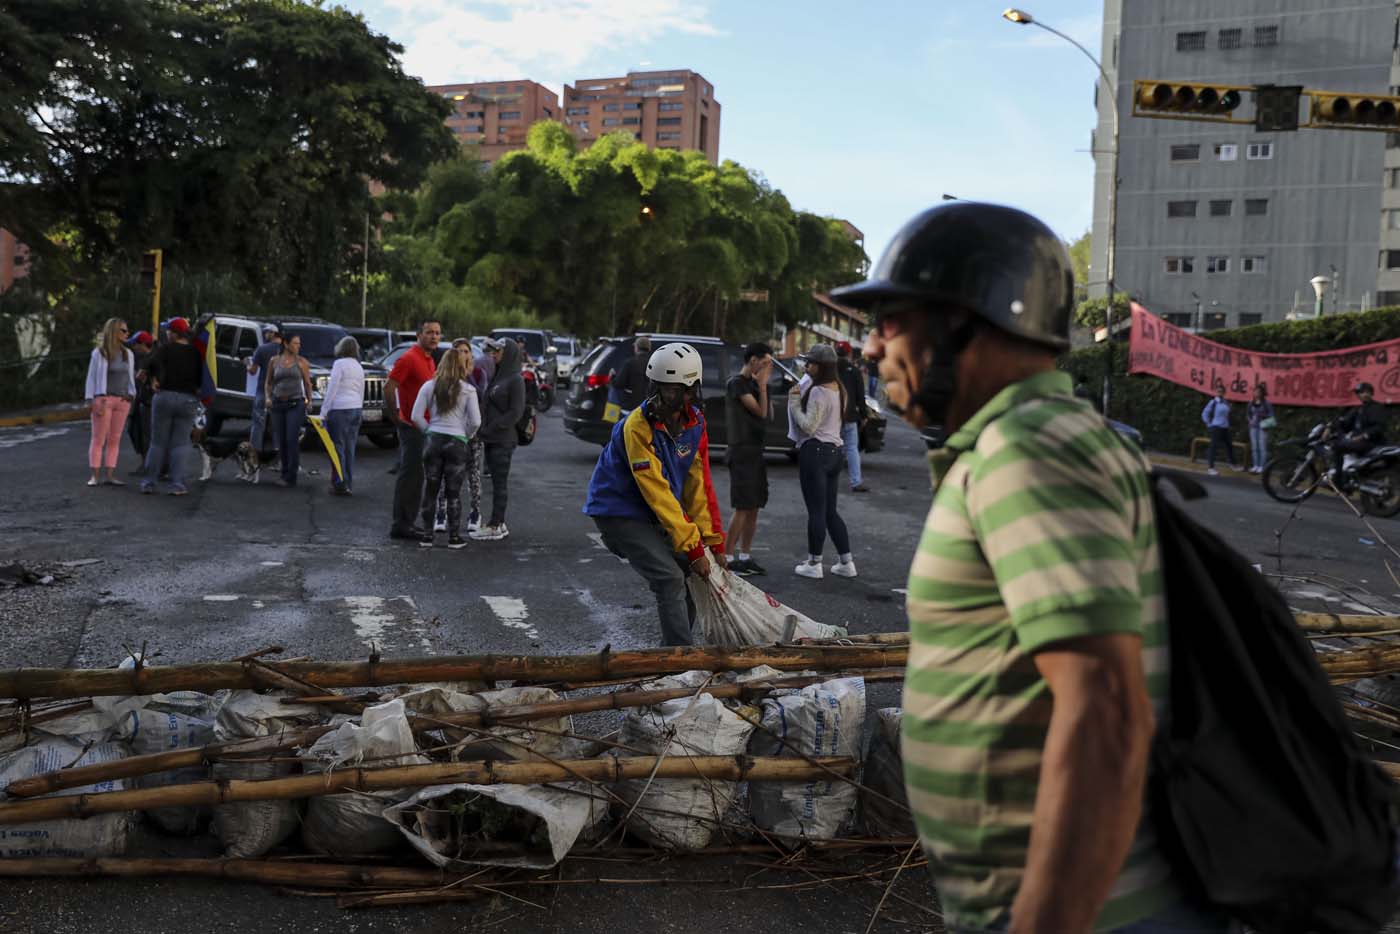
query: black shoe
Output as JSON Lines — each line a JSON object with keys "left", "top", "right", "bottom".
{"left": 728, "top": 558, "right": 753, "bottom": 575}
{"left": 745, "top": 558, "right": 767, "bottom": 576}
{"left": 850, "top": 483, "right": 870, "bottom": 493}
{"left": 417, "top": 530, "right": 435, "bottom": 548}
{"left": 389, "top": 527, "right": 421, "bottom": 541}
{"left": 447, "top": 534, "right": 467, "bottom": 550}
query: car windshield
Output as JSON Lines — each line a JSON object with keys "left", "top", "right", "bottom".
{"left": 284, "top": 326, "right": 347, "bottom": 365}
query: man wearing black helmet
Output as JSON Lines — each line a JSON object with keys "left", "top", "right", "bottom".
{"left": 1330, "top": 382, "right": 1387, "bottom": 483}
{"left": 835, "top": 203, "right": 1210, "bottom": 933}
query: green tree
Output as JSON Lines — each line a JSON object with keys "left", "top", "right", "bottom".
{"left": 1066, "top": 230, "right": 1091, "bottom": 300}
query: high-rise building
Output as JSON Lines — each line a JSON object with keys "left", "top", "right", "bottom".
{"left": 427, "top": 80, "right": 560, "bottom": 164}
{"left": 1091, "top": 1, "right": 1396, "bottom": 327}
{"left": 562, "top": 69, "right": 720, "bottom": 162}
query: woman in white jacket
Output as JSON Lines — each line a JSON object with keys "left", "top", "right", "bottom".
{"left": 411, "top": 347, "right": 481, "bottom": 549}
{"left": 83, "top": 318, "right": 137, "bottom": 487}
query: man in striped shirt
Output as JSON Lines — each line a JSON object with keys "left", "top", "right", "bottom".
{"left": 833, "top": 204, "right": 1225, "bottom": 933}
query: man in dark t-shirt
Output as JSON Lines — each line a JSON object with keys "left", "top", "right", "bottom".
{"left": 245, "top": 324, "right": 281, "bottom": 451}
{"left": 724, "top": 342, "right": 773, "bottom": 576}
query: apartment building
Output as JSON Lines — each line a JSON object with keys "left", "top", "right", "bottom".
{"left": 561, "top": 69, "right": 720, "bottom": 162}
{"left": 427, "top": 80, "right": 560, "bottom": 164}
{"left": 1091, "top": 1, "right": 1396, "bottom": 327}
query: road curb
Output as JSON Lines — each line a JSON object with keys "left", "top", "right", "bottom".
{"left": 0, "top": 406, "right": 91, "bottom": 429}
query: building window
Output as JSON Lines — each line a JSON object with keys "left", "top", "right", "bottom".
{"left": 657, "top": 132, "right": 681, "bottom": 141}
{"left": 603, "top": 103, "right": 620, "bottom": 112}
{"left": 465, "top": 110, "right": 484, "bottom": 118}
{"left": 571, "top": 94, "right": 599, "bottom": 102}
{"left": 657, "top": 117, "right": 682, "bottom": 126}
{"left": 1246, "top": 141, "right": 1273, "bottom": 159}
{"left": 1218, "top": 28, "right": 1243, "bottom": 50}
{"left": 622, "top": 117, "right": 639, "bottom": 125}
{"left": 623, "top": 102, "right": 641, "bottom": 110}
{"left": 1167, "top": 200, "right": 1198, "bottom": 218}
{"left": 1209, "top": 199, "right": 1233, "bottom": 217}
{"left": 1164, "top": 313, "right": 1194, "bottom": 327}
{"left": 659, "top": 102, "right": 684, "bottom": 112}
{"left": 1170, "top": 143, "right": 1201, "bottom": 162}
{"left": 1388, "top": 168, "right": 1400, "bottom": 187}
{"left": 1176, "top": 31, "right": 1207, "bottom": 51}
{"left": 1238, "top": 313, "right": 1263, "bottom": 326}
{"left": 1241, "top": 255, "right": 1267, "bottom": 273}
{"left": 602, "top": 118, "right": 621, "bottom": 126}
{"left": 462, "top": 124, "right": 481, "bottom": 133}
{"left": 1254, "top": 24, "right": 1280, "bottom": 47}
{"left": 1215, "top": 143, "right": 1238, "bottom": 161}
{"left": 1206, "top": 256, "right": 1230, "bottom": 273}
{"left": 499, "top": 111, "right": 521, "bottom": 120}
{"left": 1203, "top": 313, "right": 1229, "bottom": 331}
{"left": 1385, "top": 250, "right": 1400, "bottom": 269}
{"left": 1165, "top": 256, "right": 1195, "bottom": 274}
{"left": 566, "top": 107, "right": 589, "bottom": 116}
{"left": 1245, "top": 198, "right": 1269, "bottom": 216}
{"left": 1379, "top": 291, "right": 1400, "bottom": 306}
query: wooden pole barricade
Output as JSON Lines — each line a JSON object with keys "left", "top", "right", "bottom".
{"left": 0, "top": 755, "right": 855, "bottom": 826}
{"left": 0, "top": 857, "right": 468, "bottom": 889}
{"left": 1294, "top": 613, "right": 1400, "bottom": 634}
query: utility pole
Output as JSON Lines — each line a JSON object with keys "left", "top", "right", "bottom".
{"left": 360, "top": 213, "right": 369, "bottom": 328}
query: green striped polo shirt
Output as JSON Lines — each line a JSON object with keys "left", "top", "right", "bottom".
{"left": 901, "top": 370, "right": 1176, "bottom": 931}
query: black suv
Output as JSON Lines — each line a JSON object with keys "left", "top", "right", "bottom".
{"left": 563, "top": 335, "right": 886, "bottom": 454}
{"left": 198, "top": 314, "right": 396, "bottom": 447}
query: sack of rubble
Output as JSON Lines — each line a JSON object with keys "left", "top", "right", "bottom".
{"left": 300, "top": 699, "right": 428, "bottom": 857}
{"left": 858, "top": 707, "right": 913, "bottom": 838}
{"left": 396, "top": 684, "right": 586, "bottom": 762}
{"left": 0, "top": 737, "right": 134, "bottom": 858}
{"left": 385, "top": 779, "right": 609, "bottom": 870}
{"left": 612, "top": 670, "right": 757, "bottom": 850}
{"left": 118, "top": 694, "right": 218, "bottom": 835}
{"left": 688, "top": 567, "right": 847, "bottom": 647}
{"left": 748, "top": 676, "right": 866, "bottom": 842}
{"left": 210, "top": 690, "right": 324, "bottom": 858}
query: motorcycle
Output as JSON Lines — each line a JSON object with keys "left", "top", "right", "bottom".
{"left": 522, "top": 360, "right": 554, "bottom": 412}
{"left": 1261, "top": 421, "right": 1400, "bottom": 517}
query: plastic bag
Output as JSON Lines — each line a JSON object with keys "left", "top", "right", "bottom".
{"left": 748, "top": 676, "right": 865, "bottom": 841}
{"left": 0, "top": 738, "right": 134, "bottom": 858}
{"left": 688, "top": 567, "right": 847, "bottom": 647}
{"left": 858, "top": 707, "right": 912, "bottom": 838}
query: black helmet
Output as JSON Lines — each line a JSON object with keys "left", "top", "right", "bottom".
{"left": 1356, "top": 382, "right": 1375, "bottom": 394}
{"left": 831, "top": 202, "right": 1074, "bottom": 350}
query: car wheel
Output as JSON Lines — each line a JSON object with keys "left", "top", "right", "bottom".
{"left": 369, "top": 432, "right": 399, "bottom": 449}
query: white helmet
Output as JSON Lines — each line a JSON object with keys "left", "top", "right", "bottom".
{"left": 645, "top": 343, "right": 702, "bottom": 387}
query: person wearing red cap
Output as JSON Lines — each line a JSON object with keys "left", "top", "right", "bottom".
{"left": 125, "top": 330, "right": 156, "bottom": 461}
{"left": 139, "top": 317, "right": 204, "bottom": 494}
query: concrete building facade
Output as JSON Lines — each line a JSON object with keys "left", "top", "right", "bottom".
{"left": 562, "top": 70, "right": 720, "bottom": 162}
{"left": 1092, "top": 1, "right": 1396, "bottom": 328}
{"left": 427, "top": 80, "right": 560, "bottom": 165}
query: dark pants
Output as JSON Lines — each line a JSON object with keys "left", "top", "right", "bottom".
{"left": 392, "top": 423, "right": 426, "bottom": 534}
{"left": 1206, "top": 425, "right": 1235, "bottom": 468}
{"left": 484, "top": 442, "right": 515, "bottom": 526}
{"left": 268, "top": 399, "right": 305, "bottom": 484}
{"left": 141, "top": 391, "right": 198, "bottom": 491}
{"left": 593, "top": 515, "right": 696, "bottom": 646}
{"left": 798, "top": 441, "right": 851, "bottom": 556}
{"left": 325, "top": 409, "right": 361, "bottom": 491}
{"left": 127, "top": 398, "right": 151, "bottom": 459}
{"left": 422, "top": 434, "right": 470, "bottom": 534}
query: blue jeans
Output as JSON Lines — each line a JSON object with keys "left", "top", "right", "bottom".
{"left": 951, "top": 898, "right": 1233, "bottom": 934}
{"left": 1249, "top": 424, "right": 1269, "bottom": 469}
{"left": 840, "top": 420, "right": 863, "bottom": 487}
{"left": 141, "top": 391, "right": 198, "bottom": 491}
{"left": 250, "top": 391, "right": 268, "bottom": 450}
{"left": 268, "top": 399, "right": 305, "bottom": 485}
{"left": 324, "top": 408, "right": 361, "bottom": 491}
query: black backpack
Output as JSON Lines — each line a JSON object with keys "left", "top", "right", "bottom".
{"left": 1150, "top": 470, "right": 1399, "bottom": 933}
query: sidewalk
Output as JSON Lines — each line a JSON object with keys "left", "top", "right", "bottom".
{"left": 1147, "top": 449, "right": 1259, "bottom": 484}
{"left": 0, "top": 402, "right": 91, "bottom": 429}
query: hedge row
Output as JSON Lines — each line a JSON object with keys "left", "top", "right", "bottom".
{"left": 1059, "top": 307, "right": 1400, "bottom": 454}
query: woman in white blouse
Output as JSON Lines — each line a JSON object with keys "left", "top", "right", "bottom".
{"left": 83, "top": 318, "right": 137, "bottom": 487}
{"left": 411, "top": 347, "right": 481, "bottom": 548}
{"left": 321, "top": 336, "right": 365, "bottom": 495}
{"left": 787, "top": 343, "right": 856, "bottom": 579}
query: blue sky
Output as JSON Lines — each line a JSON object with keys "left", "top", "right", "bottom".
{"left": 342, "top": 0, "right": 1104, "bottom": 261}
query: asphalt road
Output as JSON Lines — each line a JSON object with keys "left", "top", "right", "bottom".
{"left": 0, "top": 406, "right": 1395, "bottom": 933}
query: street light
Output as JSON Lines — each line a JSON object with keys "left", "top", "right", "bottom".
{"left": 1310, "top": 275, "right": 1331, "bottom": 318}
{"left": 1003, "top": 7, "right": 1120, "bottom": 413}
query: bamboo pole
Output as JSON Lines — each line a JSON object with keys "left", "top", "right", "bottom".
{"left": 0, "top": 644, "right": 908, "bottom": 701}
{"left": 0, "top": 857, "right": 471, "bottom": 889}
{"left": 1295, "top": 613, "right": 1400, "bottom": 633}
{"left": 4, "top": 671, "right": 899, "bottom": 798}
{"left": 0, "top": 755, "right": 855, "bottom": 825}
{"left": 1318, "top": 644, "right": 1400, "bottom": 683}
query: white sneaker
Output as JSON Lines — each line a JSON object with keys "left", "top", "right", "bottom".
{"left": 831, "top": 560, "right": 858, "bottom": 578}
{"left": 467, "top": 511, "right": 481, "bottom": 533}
{"left": 795, "top": 561, "right": 823, "bottom": 579}
{"left": 434, "top": 515, "right": 448, "bottom": 533}
{"left": 470, "top": 523, "right": 509, "bottom": 541}
{"left": 1206, "top": 468, "right": 1219, "bottom": 476}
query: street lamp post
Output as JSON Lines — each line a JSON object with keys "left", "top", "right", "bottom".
{"left": 1003, "top": 8, "right": 1119, "bottom": 414}
{"left": 1191, "top": 292, "right": 1202, "bottom": 332}
{"left": 1310, "top": 275, "right": 1331, "bottom": 318}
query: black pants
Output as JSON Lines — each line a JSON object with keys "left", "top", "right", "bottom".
{"left": 127, "top": 398, "right": 151, "bottom": 458}
{"left": 392, "top": 424, "right": 426, "bottom": 534}
{"left": 421, "top": 433, "right": 470, "bottom": 535}
{"left": 1206, "top": 426, "right": 1235, "bottom": 468}
{"left": 798, "top": 441, "right": 850, "bottom": 556}
{"left": 484, "top": 442, "right": 515, "bottom": 526}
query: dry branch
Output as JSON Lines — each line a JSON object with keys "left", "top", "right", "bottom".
{"left": 1294, "top": 613, "right": 1400, "bottom": 634}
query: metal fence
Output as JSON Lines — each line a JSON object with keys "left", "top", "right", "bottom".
{"left": 0, "top": 351, "right": 92, "bottom": 412}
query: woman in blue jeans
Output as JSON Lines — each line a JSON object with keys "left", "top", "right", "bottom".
{"left": 787, "top": 344, "right": 856, "bottom": 579}
{"left": 321, "top": 336, "right": 364, "bottom": 494}
{"left": 264, "top": 334, "right": 312, "bottom": 487}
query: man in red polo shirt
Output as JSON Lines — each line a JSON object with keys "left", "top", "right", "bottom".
{"left": 385, "top": 320, "right": 441, "bottom": 540}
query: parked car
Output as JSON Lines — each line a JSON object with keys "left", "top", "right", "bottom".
{"left": 564, "top": 335, "right": 886, "bottom": 454}
{"left": 552, "top": 336, "right": 583, "bottom": 382}
{"left": 347, "top": 327, "right": 399, "bottom": 362}
{"left": 198, "top": 314, "right": 396, "bottom": 447}
{"left": 491, "top": 328, "right": 559, "bottom": 381}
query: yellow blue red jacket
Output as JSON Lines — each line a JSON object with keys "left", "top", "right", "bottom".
{"left": 583, "top": 400, "right": 725, "bottom": 560}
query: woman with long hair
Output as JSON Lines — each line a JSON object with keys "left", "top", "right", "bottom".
{"left": 322, "top": 336, "right": 365, "bottom": 494}
{"left": 1247, "top": 383, "right": 1276, "bottom": 474}
{"left": 787, "top": 343, "right": 856, "bottom": 579}
{"left": 83, "top": 318, "right": 137, "bottom": 487}
{"left": 264, "top": 333, "right": 313, "bottom": 487}
{"left": 411, "top": 345, "right": 480, "bottom": 549}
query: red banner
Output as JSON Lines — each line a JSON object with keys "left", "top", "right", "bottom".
{"left": 1126, "top": 303, "right": 1400, "bottom": 407}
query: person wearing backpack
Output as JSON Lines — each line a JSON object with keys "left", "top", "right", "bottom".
{"left": 1201, "top": 384, "right": 1239, "bottom": 476}
{"left": 833, "top": 202, "right": 1211, "bottom": 934}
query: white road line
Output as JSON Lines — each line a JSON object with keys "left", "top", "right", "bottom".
{"left": 586, "top": 532, "right": 627, "bottom": 564}
{"left": 481, "top": 595, "right": 539, "bottom": 640}
{"left": 340, "top": 595, "right": 433, "bottom": 653}
{"left": 0, "top": 426, "right": 70, "bottom": 449}
{"left": 202, "top": 594, "right": 240, "bottom": 602}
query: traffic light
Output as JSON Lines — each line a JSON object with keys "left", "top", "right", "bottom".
{"left": 1254, "top": 84, "right": 1302, "bottom": 131}
{"left": 1133, "top": 80, "right": 1248, "bottom": 123}
{"left": 1307, "top": 90, "right": 1400, "bottom": 130}
{"left": 140, "top": 249, "right": 162, "bottom": 291}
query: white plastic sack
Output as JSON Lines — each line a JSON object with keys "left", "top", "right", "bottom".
{"left": 397, "top": 685, "right": 583, "bottom": 762}
{"left": 385, "top": 781, "right": 609, "bottom": 869}
{"left": 0, "top": 738, "right": 133, "bottom": 858}
{"left": 858, "top": 708, "right": 913, "bottom": 838}
{"left": 300, "top": 699, "right": 428, "bottom": 857}
{"left": 748, "top": 676, "right": 866, "bottom": 841}
{"left": 688, "top": 567, "right": 847, "bottom": 647}
{"left": 614, "top": 671, "right": 756, "bottom": 850}
{"left": 211, "top": 690, "right": 324, "bottom": 858}
{"left": 119, "top": 707, "right": 216, "bottom": 835}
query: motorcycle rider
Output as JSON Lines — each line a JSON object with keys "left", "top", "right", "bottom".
{"left": 1331, "top": 381, "right": 1388, "bottom": 483}
{"left": 583, "top": 342, "right": 726, "bottom": 646}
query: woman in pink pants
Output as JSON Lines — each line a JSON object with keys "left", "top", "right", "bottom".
{"left": 83, "top": 318, "right": 137, "bottom": 486}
